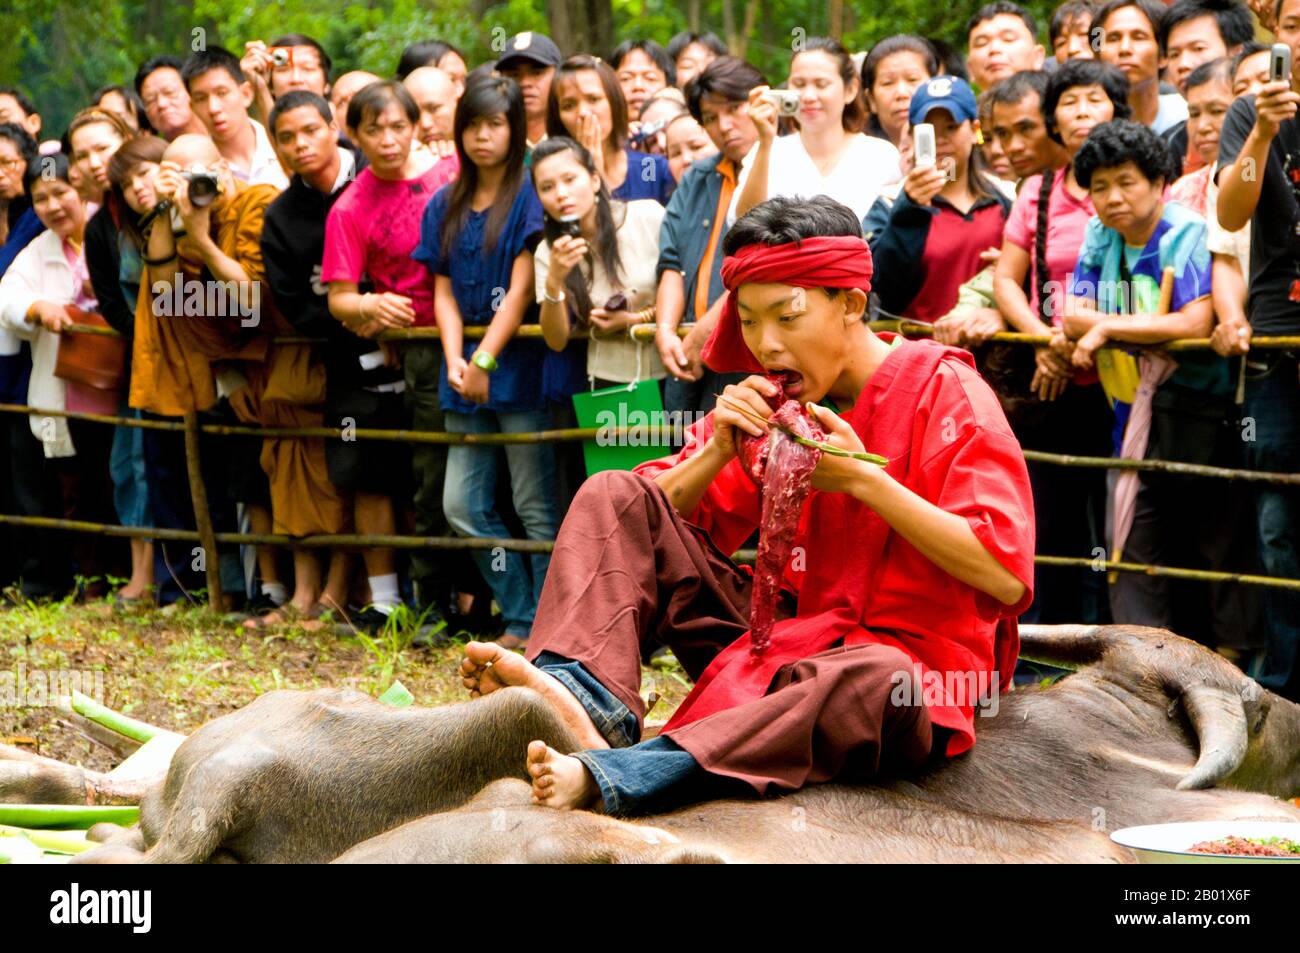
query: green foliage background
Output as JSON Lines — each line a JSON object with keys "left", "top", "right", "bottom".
{"left": 1, "top": 0, "right": 1063, "bottom": 133}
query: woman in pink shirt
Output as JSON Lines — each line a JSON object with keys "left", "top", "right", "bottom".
{"left": 991, "top": 58, "right": 1131, "bottom": 627}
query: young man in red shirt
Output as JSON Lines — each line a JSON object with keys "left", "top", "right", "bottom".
{"left": 460, "top": 195, "right": 1035, "bottom": 815}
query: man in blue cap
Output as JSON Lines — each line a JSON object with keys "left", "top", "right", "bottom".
{"left": 496, "top": 32, "right": 562, "bottom": 148}
{"left": 866, "top": 74, "right": 1014, "bottom": 321}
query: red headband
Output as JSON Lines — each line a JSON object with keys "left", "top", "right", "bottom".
{"left": 702, "top": 235, "right": 875, "bottom": 375}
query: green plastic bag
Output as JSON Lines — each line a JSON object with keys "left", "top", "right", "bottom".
{"left": 571, "top": 379, "right": 670, "bottom": 476}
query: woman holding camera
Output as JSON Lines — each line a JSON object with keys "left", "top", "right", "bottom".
{"left": 734, "top": 37, "right": 900, "bottom": 222}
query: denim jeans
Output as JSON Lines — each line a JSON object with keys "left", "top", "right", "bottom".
{"left": 533, "top": 650, "right": 751, "bottom": 816}
{"left": 109, "top": 400, "right": 152, "bottom": 529}
{"left": 443, "top": 407, "right": 557, "bottom": 637}
{"left": 1242, "top": 354, "right": 1300, "bottom": 699}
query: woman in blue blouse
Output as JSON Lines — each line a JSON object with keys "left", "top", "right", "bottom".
{"left": 546, "top": 54, "right": 674, "bottom": 205}
{"left": 414, "top": 75, "right": 557, "bottom": 650}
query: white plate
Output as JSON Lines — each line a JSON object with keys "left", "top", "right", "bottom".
{"left": 1111, "top": 820, "right": 1300, "bottom": 864}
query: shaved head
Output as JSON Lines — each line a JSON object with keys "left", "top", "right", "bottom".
{"left": 164, "top": 133, "right": 221, "bottom": 167}
{"left": 330, "top": 70, "right": 381, "bottom": 117}
{"left": 403, "top": 66, "right": 455, "bottom": 103}
{"left": 403, "top": 66, "right": 457, "bottom": 145}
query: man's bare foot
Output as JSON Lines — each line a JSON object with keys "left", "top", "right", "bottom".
{"left": 459, "top": 641, "right": 609, "bottom": 750}
{"left": 527, "top": 739, "right": 601, "bottom": 810}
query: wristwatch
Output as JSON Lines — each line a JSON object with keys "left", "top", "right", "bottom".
{"left": 471, "top": 349, "right": 499, "bottom": 373}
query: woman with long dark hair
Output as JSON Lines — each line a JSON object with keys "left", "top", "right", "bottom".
{"left": 991, "top": 57, "right": 1131, "bottom": 626}
{"left": 414, "top": 74, "right": 556, "bottom": 650}
{"left": 531, "top": 135, "right": 668, "bottom": 518}
{"left": 546, "top": 55, "right": 674, "bottom": 204}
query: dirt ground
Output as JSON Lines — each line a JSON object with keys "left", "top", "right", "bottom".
{"left": 0, "top": 597, "right": 693, "bottom": 773}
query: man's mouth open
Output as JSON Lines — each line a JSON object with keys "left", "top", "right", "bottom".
{"left": 766, "top": 367, "right": 804, "bottom": 398}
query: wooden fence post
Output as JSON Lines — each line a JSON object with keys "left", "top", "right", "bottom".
{"left": 182, "top": 411, "right": 223, "bottom": 609}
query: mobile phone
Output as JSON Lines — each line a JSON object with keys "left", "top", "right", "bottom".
{"left": 913, "top": 123, "right": 936, "bottom": 169}
{"left": 1271, "top": 42, "right": 1291, "bottom": 84}
{"left": 556, "top": 214, "right": 582, "bottom": 239}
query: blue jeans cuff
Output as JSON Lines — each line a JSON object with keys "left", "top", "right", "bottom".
{"left": 571, "top": 750, "right": 624, "bottom": 814}
{"left": 538, "top": 662, "right": 639, "bottom": 748}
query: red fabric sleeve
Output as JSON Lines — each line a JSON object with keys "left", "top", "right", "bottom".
{"left": 920, "top": 366, "right": 1036, "bottom": 619}
{"left": 321, "top": 199, "right": 364, "bottom": 285}
{"left": 632, "top": 411, "right": 761, "bottom": 557}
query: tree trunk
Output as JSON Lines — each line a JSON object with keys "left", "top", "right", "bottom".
{"left": 736, "top": 0, "right": 760, "bottom": 60}
{"left": 548, "top": 0, "right": 614, "bottom": 58}
{"left": 688, "top": 0, "right": 701, "bottom": 32}
{"left": 829, "top": 0, "right": 843, "bottom": 39}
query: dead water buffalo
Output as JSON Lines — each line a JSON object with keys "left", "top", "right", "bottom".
{"left": 72, "top": 625, "right": 1300, "bottom": 863}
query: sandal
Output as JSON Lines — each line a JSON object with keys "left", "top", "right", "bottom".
{"left": 492, "top": 633, "right": 529, "bottom": 651}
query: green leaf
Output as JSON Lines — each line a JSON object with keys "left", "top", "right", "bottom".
{"left": 377, "top": 679, "right": 414, "bottom": 707}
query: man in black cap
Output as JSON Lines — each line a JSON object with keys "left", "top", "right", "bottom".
{"left": 496, "top": 31, "right": 562, "bottom": 148}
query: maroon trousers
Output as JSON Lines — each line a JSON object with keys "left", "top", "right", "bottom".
{"left": 526, "top": 470, "right": 936, "bottom": 795}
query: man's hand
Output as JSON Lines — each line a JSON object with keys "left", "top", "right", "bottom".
{"left": 806, "top": 402, "right": 874, "bottom": 496}
{"left": 708, "top": 374, "right": 778, "bottom": 461}
{"left": 368, "top": 292, "right": 416, "bottom": 329}
{"left": 1031, "top": 343, "right": 1072, "bottom": 401}
{"left": 380, "top": 340, "right": 403, "bottom": 368}
{"left": 28, "top": 301, "right": 72, "bottom": 332}
{"left": 1211, "top": 316, "right": 1252, "bottom": 357}
{"left": 241, "top": 41, "right": 272, "bottom": 93}
{"left": 934, "top": 307, "right": 1005, "bottom": 348}
{"left": 228, "top": 385, "right": 260, "bottom": 424}
{"left": 903, "top": 163, "right": 948, "bottom": 206}
{"left": 746, "top": 86, "right": 779, "bottom": 146}
{"left": 1254, "top": 78, "right": 1299, "bottom": 141}
{"left": 655, "top": 323, "right": 695, "bottom": 379}
{"left": 155, "top": 160, "right": 184, "bottom": 206}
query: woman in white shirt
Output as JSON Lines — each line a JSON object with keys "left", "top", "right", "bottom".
{"left": 0, "top": 152, "right": 120, "bottom": 595}
{"left": 531, "top": 136, "right": 666, "bottom": 390}
{"left": 734, "top": 36, "right": 901, "bottom": 222}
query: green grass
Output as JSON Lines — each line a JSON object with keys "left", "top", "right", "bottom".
{"left": 0, "top": 597, "right": 694, "bottom": 772}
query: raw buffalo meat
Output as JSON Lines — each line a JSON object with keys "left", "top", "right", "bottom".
{"left": 740, "top": 391, "right": 824, "bottom": 655}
